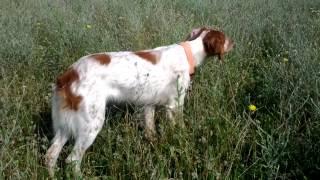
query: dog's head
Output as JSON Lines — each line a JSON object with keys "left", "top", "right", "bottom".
{"left": 186, "top": 27, "right": 234, "bottom": 60}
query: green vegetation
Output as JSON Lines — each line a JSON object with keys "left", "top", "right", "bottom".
{"left": 1, "top": 0, "right": 320, "bottom": 179}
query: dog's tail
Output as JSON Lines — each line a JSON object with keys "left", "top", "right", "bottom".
{"left": 51, "top": 68, "right": 83, "bottom": 137}
{"left": 55, "top": 68, "right": 82, "bottom": 111}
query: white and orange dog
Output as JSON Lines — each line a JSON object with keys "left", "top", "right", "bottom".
{"left": 45, "top": 27, "right": 234, "bottom": 175}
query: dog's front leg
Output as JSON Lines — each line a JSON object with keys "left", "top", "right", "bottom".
{"left": 166, "top": 94, "right": 185, "bottom": 126}
{"left": 144, "top": 105, "right": 156, "bottom": 141}
{"left": 166, "top": 73, "right": 188, "bottom": 125}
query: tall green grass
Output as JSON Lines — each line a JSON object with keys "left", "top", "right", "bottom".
{"left": 1, "top": 0, "right": 320, "bottom": 179}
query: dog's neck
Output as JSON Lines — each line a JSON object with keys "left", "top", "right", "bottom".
{"left": 186, "top": 37, "right": 207, "bottom": 67}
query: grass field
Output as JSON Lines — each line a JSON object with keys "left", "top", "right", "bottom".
{"left": 1, "top": 0, "right": 320, "bottom": 179}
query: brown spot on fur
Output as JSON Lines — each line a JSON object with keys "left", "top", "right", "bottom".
{"left": 203, "top": 30, "right": 226, "bottom": 59}
{"left": 91, "top": 53, "right": 111, "bottom": 65}
{"left": 56, "top": 68, "right": 82, "bottom": 111}
{"left": 135, "top": 51, "right": 158, "bottom": 64}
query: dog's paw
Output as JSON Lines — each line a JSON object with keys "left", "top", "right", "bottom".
{"left": 144, "top": 129, "right": 157, "bottom": 142}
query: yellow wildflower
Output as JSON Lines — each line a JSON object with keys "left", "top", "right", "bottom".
{"left": 86, "top": 24, "right": 92, "bottom": 29}
{"left": 283, "top": 58, "right": 289, "bottom": 63}
{"left": 248, "top": 104, "right": 257, "bottom": 112}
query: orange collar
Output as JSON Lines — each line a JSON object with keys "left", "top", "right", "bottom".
{"left": 180, "top": 42, "right": 195, "bottom": 75}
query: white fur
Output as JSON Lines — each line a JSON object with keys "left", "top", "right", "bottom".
{"left": 45, "top": 29, "right": 232, "bottom": 176}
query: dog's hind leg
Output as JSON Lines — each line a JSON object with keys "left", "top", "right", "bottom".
{"left": 45, "top": 130, "right": 69, "bottom": 177}
{"left": 65, "top": 128, "right": 102, "bottom": 174}
{"left": 65, "top": 99, "right": 106, "bottom": 174}
{"left": 144, "top": 105, "right": 156, "bottom": 141}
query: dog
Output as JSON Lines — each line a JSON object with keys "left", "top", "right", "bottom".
{"left": 45, "top": 27, "right": 234, "bottom": 176}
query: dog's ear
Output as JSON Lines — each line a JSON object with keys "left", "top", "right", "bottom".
{"left": 185, "top": 27, "right": 208, "bottom": 41}
{"left": 203, "top": 30, "right": 231, "bottom": 60}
